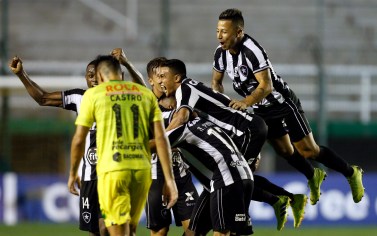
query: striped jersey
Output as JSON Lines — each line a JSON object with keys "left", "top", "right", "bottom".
{"left": 176, "top": 78, "right": 253, "bottom": 138}
{"left": 213, "top": 34, "right": 292, "bottom": 108}
{"left": 166, "top": 117, "right": 253, "bottom": 192}
{"left": 150, "top": 105, "right": 190, "bottom": 180}
{"left": 62, "top": 89, "right": 97, "bottom": 181}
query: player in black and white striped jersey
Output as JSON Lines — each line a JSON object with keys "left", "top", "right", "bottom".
{"left": 10, "top": 57, "right": 105, "bottom": 236}
{"left": 212, "top": 8, "right": 364, "bottom": 206}
{"left": 150, "top": 105, "right": 254, "bottom": 235}
{"left": 159, "top": 58, "right": 309, "bottom": 231}
{"left": 144, "top": 57, "right": 198, "bottom": 236}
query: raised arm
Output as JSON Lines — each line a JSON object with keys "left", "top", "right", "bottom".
{"left": 111, "top": 48, "right": 147, "bottom": 87}
{"left": 211, "top": 69, "right": 225, "bottom": 93}
{"left": 153, "top": 120, "right": 178, "bottom": 209}
{"left": 9, "top": 56, "right": 63, "bottom": 107}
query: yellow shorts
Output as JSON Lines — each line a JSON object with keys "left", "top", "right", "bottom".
{"left": 97, "top": 169, "right": 152, "bottom": 227}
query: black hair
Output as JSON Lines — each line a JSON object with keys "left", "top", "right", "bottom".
{"left": 161, "top": 59, "right": 187, "bottom": 79}
{"left": 146, "top": 57, "right": 167, "bottom": 77}
{"left": 94, "top": 55, "right": 121, "bottom": 73}
{"left": 219, "top": 8, "right": 244, "bottom": 28}
{"left": 87, "top": 59, "right": 97, "bottom": 67}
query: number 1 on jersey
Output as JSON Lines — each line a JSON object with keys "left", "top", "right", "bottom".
{"left": 112, "top": 103, "right": 139, "bottom": 139}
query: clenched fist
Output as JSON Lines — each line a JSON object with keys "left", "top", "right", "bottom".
{"left": 9, "top": 56, "right": 23, "bottom": 75}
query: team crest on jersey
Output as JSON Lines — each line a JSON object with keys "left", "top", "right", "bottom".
{"left": 82, "top": 212, "right": 91, "bottom": 223}
{"left": 239, "top": 65, "right": 248, "bottom": 77}
{"left": 86, "top": 147, "right": 98, "bottom": 165}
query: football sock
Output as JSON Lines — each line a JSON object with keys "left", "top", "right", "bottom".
{"left": 284, "top": 150, "right": 315, "bottom": 179}
{"left": 316, "top": 146, "right": 354, "bottom": 177}
{"left": 254, "top": 175, "right": 294, "bottom": 200}
{"left": 252, "top": 183, "right": 280, "bottom": 206}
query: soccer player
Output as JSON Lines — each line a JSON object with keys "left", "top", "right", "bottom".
{"left": 9, "top": 56, "right": 106, "bottom": 236}
{"left": 144, "top": 57, "right": 199, "bottom": 236}
{"left": 158, "top": 59, "right": 307, "bottom": 230}
{"left": 68, "top": 55, "right": 178, "bottom": 236}
{"left": 211, "top": 8, "right": 364, "bottom": 204}
{"left": 150, "top": 113, "right": 254, "bottom": 236}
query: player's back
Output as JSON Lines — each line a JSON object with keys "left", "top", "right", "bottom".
{"left": 83, "top": 81, "right": 161, "bottom": 175}
{"left": 179, "top": 78, "right": 254, "bottom": 138}
{"left": 167, "top": 117, "right": 253, "bottom": 192}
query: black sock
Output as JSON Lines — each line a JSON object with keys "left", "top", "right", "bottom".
{"left": 251, "top": 184, "right": 279, "bottom": 206}
{"left": 284, "top": 151, "right": 315, "bottom": 179}
{"left": 316, "top": 146, "right": 354, "bottom": 177}
{"left": 254, "top": 175, "right": 294, "bottom": 200}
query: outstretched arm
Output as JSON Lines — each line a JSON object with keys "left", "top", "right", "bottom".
{"left": 111, "top": 48, "right": 147, "bottom": 87}
{"left": 9, "top": 56, "right": 63, "bottom": 107}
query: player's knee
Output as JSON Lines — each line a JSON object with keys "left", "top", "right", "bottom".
{"left": 297, "top": 148, "right": 319, "bottom": 159}
{"left": 276, "top": 147, "right": 294, "bottom": 158}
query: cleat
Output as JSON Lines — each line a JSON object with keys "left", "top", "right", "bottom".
{"left": 308, "top": 168, "right": 327, "bottom": 205}
{"left": 347, "top": 165, "right": 365, "bottom": 203}
{"left": 272, "top": 196, "right": 290, "bottom": 231}
{"left": 290, "top": 194, "right": 308, "bottom": 228}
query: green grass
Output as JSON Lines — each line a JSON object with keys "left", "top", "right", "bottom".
{"left": 0, "top": 223, "right": 376, "bottom": 236}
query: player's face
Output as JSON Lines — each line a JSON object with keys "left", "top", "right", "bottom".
{"left": 217, "top": 20, "right": 241, "bottom": 52}
{"left": 148, "top": 68, "right": 164, "bottom": 96}
{"left": 85, "top": 64, "right": 98, "bottom": 88}
{"left": 158, "top": 66, "right": 176, "bottom": 97}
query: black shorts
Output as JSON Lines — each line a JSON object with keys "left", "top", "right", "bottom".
{"left": 79, "top": 180, "right": 101, "bottom": 233}
{"left": 190, "top": 180, "right": 254, "bottom": 235}
{"left": 233, "top": 114, "right": 267, "bottom": 163}
{"left": 255, "top": 97, "right": 311, "bottom": 142}
{"left": 210, "top": 180, "right": 253, "bottom": 234}
{"left": 188, "top": 190, "right": 212, "bottom": 235}
{"left": 145, "top": 174, "right": 198, "bottom": 231}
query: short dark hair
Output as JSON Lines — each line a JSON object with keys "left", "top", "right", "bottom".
{"left": 146, "top": 57, "right": 167, "bottom": 77}
{"left": 94, "top": 55, "right": 121, "bottom": 73}
{"left": 219, "top": 8, "right": 244, "bottom": 28}
{"left": 87, "top": 59, "right": 97, "bottom": 67}
{"left": 161, "top": 59, "right": 187, "bottom": 79}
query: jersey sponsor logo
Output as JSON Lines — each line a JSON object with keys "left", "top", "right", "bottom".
{"left": 235, "top": 213, "right": 247, "bottom": 222}
{"left": 230, "top": 160, "right": 248, "bottom": 168}
{"left": 85, "top": 147, "right": 98, "bottom": 165}
{"left": 113, "top": 152, "right": 144, "bottom": 162}
{"left": 82, "top": 212, "right": 91, "bottom": 223}
{"left": 106, "top": 83, "right": 140, "bottom": 92}
{"left": 112, "top": 141, "right": 143, "bottom": 151}
{"left": 172, "top": 151, "right": 182, "bottom": 167}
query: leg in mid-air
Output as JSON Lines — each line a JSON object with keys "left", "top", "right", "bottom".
{"left": 268, "top": 134, "right": 327, "bottom": 205}
{"left": 293, "top": 133, "right": 364, "bottom": 203}
{"left": 253, "top": 175, "right": 308, "bottom": 228}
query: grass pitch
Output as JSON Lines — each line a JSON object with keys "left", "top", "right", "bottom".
{"left": 0, "top": 223, "right": 375, "bottom": 236}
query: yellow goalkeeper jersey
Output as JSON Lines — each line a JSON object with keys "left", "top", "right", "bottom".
{"left": 76, "top": 80, "right": 162, "bottom": 176}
